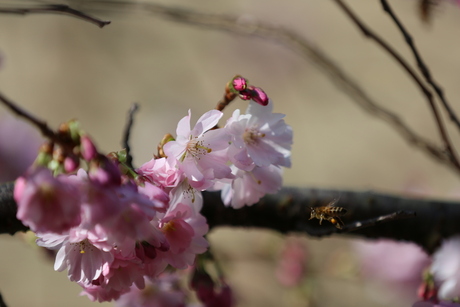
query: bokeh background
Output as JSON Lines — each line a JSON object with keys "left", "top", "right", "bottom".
{"left": 1, "top": 0, "right": 460, "bottom": 306}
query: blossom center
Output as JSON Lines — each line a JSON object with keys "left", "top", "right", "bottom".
{"left": 162, "top": 221, "right": 176, "bottom": 233}
{"left": 184, "top": 138, "right": 212, "bottom": 160}
{"left": 243, "top": 128, "right": 265, "bottom": 145}
{"left": 70, "top": 239, "right": 93, "bottom": 254}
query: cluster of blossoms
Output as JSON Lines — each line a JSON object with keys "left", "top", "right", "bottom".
{"left": 13, "top": 77, "right": 293, "bottom": 303}
{"left": 412, "top": 236, "right": 460, "bottom": 307}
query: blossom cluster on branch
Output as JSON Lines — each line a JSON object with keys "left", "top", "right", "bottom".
{"left": 11, "top": 77, "right": 293, "bottom": 303}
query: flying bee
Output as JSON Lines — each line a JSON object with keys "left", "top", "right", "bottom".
{"left": 309, "top": 199, "right": 347, "bottom": 229}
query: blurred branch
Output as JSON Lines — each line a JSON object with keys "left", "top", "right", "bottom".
{"left": 0, "top": 4, "right": 111, "bottom": 28}
{"left": 0, "top": 292, "right": 7, "bottom": 307}
{"left": 0, "top": 91, "right": 57, "bottom": 141}
{"left": 1, "top": 180, "right": 457, "bottom": 254}
{"left": 2, "top": 2, "right": 458, "bottom": 174}
{"left": 121, "top": 103, "right": 139, "bottom": 169}
{"left": 61, "top": 1, "right": 460, "bottom": 175}
{"left": 380, "top": 0, "right": 460, "bottom": 132}
{"left": 333, "top": 0, "right": 460, "bottom": 173}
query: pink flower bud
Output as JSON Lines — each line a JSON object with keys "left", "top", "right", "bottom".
{"left": 191, "top": 268, "right": 234, "bottom": 307}
{"left": 191, "top": 269, "right": 215, "bottom": 304}
{"left": 209, "top": 283, "right": 234, "bottom": 307}
{"left": 239, "top": 86, "right": 269, "bottom": 106}
{"left": 417, "top": 282, "right": 438, "bottom": 302}
{"left": 89, "top": 156, "right": 122, "bottom": 186}
{"left": 64, "top": 155, "right": 80, "bottom": 173}
{"left": 232, "top": 76, "right": 247, "bottom": 91}
{"left": 239, "top": 92, "right": 251, "bottom": 100}
{"left": 81, "top": 135, "right": 98, "bottom": 161}
{"left": 249, "top": 86, "right": 269, "bottom": 106}
{"left": 15, "top": 166, "right": 82, "bottom": 233}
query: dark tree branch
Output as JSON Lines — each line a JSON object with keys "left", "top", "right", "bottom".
{"left": 121, "top": 103, "right": 139, "bottom": 169}
{"left": 380, "top": 0, "right": 460, "bottom": 131}
{"left": 0, "top": 291, "right": 7, "bottom": 307}
{"left": 333, "top": 0, "right": 460, "bottom": 173}
{"left": 202, "top": 187, "right": 458, "bottom": 254}
{"left": 0, "top": 4, "right": 111, "bottom": 28}
{"left": 1, "top": 180, "right": 458, "bottom": 254}
{"left": 0, "top": 182, "right": 27, "bottom": 235}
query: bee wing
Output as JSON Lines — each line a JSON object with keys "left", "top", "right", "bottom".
{"left": 326, "top": 197, "right": 340, "bottom": 207}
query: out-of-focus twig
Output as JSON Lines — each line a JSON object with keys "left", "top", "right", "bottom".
{"left": 0, "top": 4, "right": 111, "bottom": 28}
{"left": 2, "top": 2, "right": 457, "bottom": 174}
{"left": 121, "top": 103, "right": 139, "bottom": 169}
{"left": 333, "top": 0, "right": 460, "bottom": 172}
{"left": 380, "top": 0, "right": 460, "bottom": 132}
{"left": 61, "top": 0, "right": 458, "bottom": 175}
{"left": 0, "top": 91, "right": 56, "bottom": 141}
{"left": 317, "top": 210, "right": 416, "bottom": 235}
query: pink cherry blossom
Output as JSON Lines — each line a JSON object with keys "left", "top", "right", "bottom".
{"left": 169, "top": 178, "right": 203, "bottom": 216}
{"left": 353, "top": 238, "right": 431, "bottom": 302}
{"left": 15, "top": 166, "right": 82, "bottom": 234}
{"left": 221, "top": 165, "right": 283, "bottom": 209}
{"left": 163, "top": 109, "right": 232, "bottom": 190}
{"left": 137, "top": 157, "right": 183, "bottom": 189}
{"left": 80, "top": 277, "right": 129, "bottom": 302}
{"left": 101, "top": 258, "right": 146, "bottom": 292}
{"left": 431, "top": 236, "right": 460, "bottom": 300}
{"left": 275, "top": 238, "right": 308, "bottom": 287}
{"left": 37, "top": 231, "right": 114, "bottom": 286}
{"left": 413, "top": 302, "right": 460, "bottom": 307}
{"left": 13, "top": 89, "right": 293, "bottom": 304}
{"left": 225, "top": 100, "right": 292, "bottom": 171}
{"left": 116, "top": 274, "right": 187, "bottom": 307}
{"left": 159, "top": 203, "right": 209, "bottom": 269}
{"left": 137, "top": 181, "right": 170, "bottom": 213}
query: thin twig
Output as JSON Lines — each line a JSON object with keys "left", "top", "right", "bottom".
{"left": 0, "top": 4, "right": 111, "bottom": 28}
{"left": 215, "top": 88, "right": 237, "bottom": 112}
{"left": 0, "top": 91, "right": 56, "bottom": 140}
{"left": 316, "top": 210, "right": 416, "bottom": 235}
{"left": 121, "top": 103, "right": 139, "bottom": 169}
{"left": 380, "top": 0, "right": 460, "bottom": 131}
{"left": 333, "top": 0, "right": 460, "bottom": 172}
{"left": 68, "top": 1, "right": 458, "bottom": 174}
{"left": 3, "top": 1, "right": 456, "bottom": 174}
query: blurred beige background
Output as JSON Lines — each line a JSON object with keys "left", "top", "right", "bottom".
{"left": 1, "top": 0, "right": 460, "bottom": 306}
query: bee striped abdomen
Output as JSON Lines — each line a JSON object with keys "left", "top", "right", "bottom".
{"left": 327, "top": 207, "right": 347, "bottom": 215}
